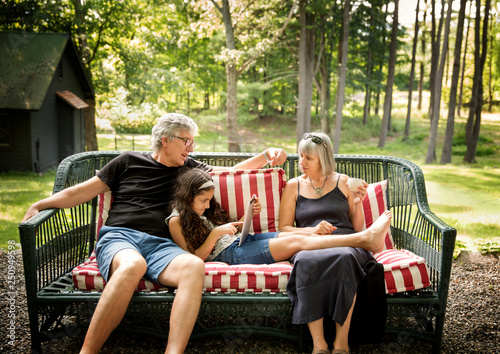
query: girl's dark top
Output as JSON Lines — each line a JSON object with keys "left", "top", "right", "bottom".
{"left": 97, "top": 152, "right": 211, "bottom": 238}
{"left": 295, "top": 174, "right": 355, "bottom": 234}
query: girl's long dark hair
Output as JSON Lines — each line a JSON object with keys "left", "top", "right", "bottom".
{"left": 170, "top": 168, "right": 230, "bottom": 253}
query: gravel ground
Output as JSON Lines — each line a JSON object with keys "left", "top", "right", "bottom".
{"left": 1, "top": 249, "right": 498, "bottom": 353}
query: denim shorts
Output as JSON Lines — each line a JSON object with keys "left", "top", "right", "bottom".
{"left": 213, "top": 232, "right": 278, "bottom": 264}
{"left": 96, "top": 226, "right": 188, "bottom": 284}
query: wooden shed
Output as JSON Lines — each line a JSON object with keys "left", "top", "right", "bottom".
{"left": 0, "top": 32, "right": 94, "bottom": 172}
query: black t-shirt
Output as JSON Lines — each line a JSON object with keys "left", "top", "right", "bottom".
{"left": 97, "top": 152, "right": 211, "bottom": 238}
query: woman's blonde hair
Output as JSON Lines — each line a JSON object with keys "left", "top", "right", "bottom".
{"left": 297, "top": 132, "right": 335, "bottom": 176}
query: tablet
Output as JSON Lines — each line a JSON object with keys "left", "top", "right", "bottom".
{"left": 238, "top": 195, "right": 257, "bottom": 247}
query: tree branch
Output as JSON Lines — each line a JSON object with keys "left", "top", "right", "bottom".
{"left": 238, "top": 0, "right": 298, "bottom": 74}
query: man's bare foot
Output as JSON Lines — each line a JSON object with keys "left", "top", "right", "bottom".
{"left": 362, "top": 210, "right": 392, "bottom": 253}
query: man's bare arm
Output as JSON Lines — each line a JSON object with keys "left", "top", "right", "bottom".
{"left": 22, "top": 176, "right": 110, "bottom": 222}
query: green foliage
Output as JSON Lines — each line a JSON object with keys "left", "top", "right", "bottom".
{"left": 453, "top": 239, "right": 468, "bottom": 258}
{"left": 475, "top": 238, "right": 500, "bottom": 254}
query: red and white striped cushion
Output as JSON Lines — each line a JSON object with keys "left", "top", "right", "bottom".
{"left": 72, "top": 251, "right": 292, "bottom": 293}
{"left": 362, "top": 180, "right": 394, "bottom": 250}
{"left": 375, "top": 248, "right": 431, "bottom": 294}
{"left": 204, "top": 261, "right": 293, "bottom": 293}
{"left": 72, "top": 251, "right": 165, "bottom": 292}
{"left": 96, "top": 191, "right": 112, "bottom": 236}
{"left": 210, "top": 168, "right": 286, "bottom": 233}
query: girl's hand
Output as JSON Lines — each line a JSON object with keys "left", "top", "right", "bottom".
{"left": 215, "top": 222, "right": 243, "bottom": 236}
{"left": 312, "top": 220, "right": 337, "bottom": 235}
{"left": 252, "top": 196, "right": 262, "bottom": 217}
{"left": 352, "top": 181, "right": 368, "bottom": 204}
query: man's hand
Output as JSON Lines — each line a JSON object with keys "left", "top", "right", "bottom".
{"left": 266, "top": 148, "right": 287, "bottom": 166}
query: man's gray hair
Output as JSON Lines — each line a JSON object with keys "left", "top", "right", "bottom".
{"left": 150, "top": 113, "right": 199, "bottom": 152}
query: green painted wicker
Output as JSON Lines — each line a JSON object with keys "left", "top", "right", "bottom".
{"left": 18, "top": 151, "right": 456, "bottom": 353}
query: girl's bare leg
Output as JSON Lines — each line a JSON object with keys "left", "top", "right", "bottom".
{"left": 269, "top": 210, "right": 392, "bottom": 261}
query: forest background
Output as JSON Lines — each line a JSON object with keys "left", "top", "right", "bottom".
{"left": 1, "top": 0, "right": 499, "bottom": 253}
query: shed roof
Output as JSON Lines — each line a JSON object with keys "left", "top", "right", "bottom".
{"left": 0, "top": 32, "right": 94, "bottom": 110}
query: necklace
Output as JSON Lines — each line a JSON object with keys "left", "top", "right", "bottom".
{"left": 309, "top": 176, "right": 328, "bottom": 197}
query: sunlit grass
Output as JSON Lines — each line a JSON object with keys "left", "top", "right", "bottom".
{"left": 0, "top": 170, "right": 56, "bottom": 249}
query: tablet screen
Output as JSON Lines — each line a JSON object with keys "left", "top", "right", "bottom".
{"left": 238, "top": 195, "right": 256, "bottom": 247}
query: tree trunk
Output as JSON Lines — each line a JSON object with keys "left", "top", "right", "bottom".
{"left": 457, "top": 1, "right": 472, "bottom": 117}
{"left": 487, "top": 15, "right": 493, "bottom": 112}
{"left": 296, "top": 0, "right": 315, "bottom": 145}
{"left": 332, "top": 0, "right": 350, "bottom": 154}
{"left": 363, "top": 3, "right": 376, "bottom": 126}
{"left": 319, "top": 53, "right": 331, "bottom": 134}
{"left": 426, "top": 0, "right": 453, "bottom": 164}
{"left": 417, "top": 0, "right": 427, "bottom": 111}
{"left": 71, "top": 0, "right": 97, "bottom": 152}
{"left": 427, "top": 0, "right": 445, "bottom": 121}
{"left": 404, "top": 0, "right": 421, "bottom": 141}
{"left": 441, "top": 0, "right": 467, "bottom": 164}
{"left": 220, "top": 0, "right": 240, "bottom": 152}
{"left": 378, "top": 0, "right": 398, "bottom": 148}
{"left": 464, "top": 0, "right": 490, "bottom": 163}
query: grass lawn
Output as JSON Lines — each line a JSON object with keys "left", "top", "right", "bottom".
{"left": 2, "top": 99, "right": 499, "bottom": 253}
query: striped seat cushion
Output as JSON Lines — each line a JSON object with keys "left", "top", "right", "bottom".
{"left": 374, "top": 248, "right": 431, "bottom": 294}
{"left": 72, "top": 251, "right": 292, "bottom": 293}
{"left": 203, "top": 262, "right": 292, "bottom": 293}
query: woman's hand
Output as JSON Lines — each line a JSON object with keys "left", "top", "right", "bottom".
{"left": 312, "top": 220, "right": 337, "bottom": 235}
{"left": 352, "top": 181, "right": 368, "bottom": 204}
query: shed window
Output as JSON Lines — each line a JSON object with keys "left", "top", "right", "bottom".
{"left": 58, "top": 61, "right": 64, "bottom": 80}
{"left": 0, "top": 113, "right": 14, "bottom": 150}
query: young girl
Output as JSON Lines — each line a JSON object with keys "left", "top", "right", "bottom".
{"left": 166, "top": 168, "right": 392, "bottom": 264}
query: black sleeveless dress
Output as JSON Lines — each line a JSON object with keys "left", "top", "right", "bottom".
{"left": 286, "top": 175, "right": 374, "bottom": 326}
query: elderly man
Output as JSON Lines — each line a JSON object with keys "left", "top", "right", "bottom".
{"left": 22, "top": 113, "right": 286, "bottom": 353}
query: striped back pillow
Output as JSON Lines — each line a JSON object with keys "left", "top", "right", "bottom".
{"left": 362, "top": 179, "right": 394, "bottom": 250}
{"left": 209, "top": 168, "right": 286, "bottom": 233}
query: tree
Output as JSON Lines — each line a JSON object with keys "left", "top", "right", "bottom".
{"left": 208, "top": 0, "right": 297, "bottom": 152}
{"left": 464, "top": 0, "right": 491, "bottom": 163}
{"left": 425, "top": 0, "right": 453, "bottom": 164}
{"left": 403, "top": 0, "right": 421, "bottom": 141}
{"left": 457, "top": 1, "right": 472, "bottom": 117}
{"left": 417, "top": 0, "right": 428, "bottom": 111}
{"left": 332, "top": 0, "right": 350, "bottom": 154}
{"left": 378, "top": 0, "right": 399, "bottom": 148}
{"left": 296, "top": 0, "right": 316, "bottom": 143}
{"left": 441, "top": 0, "right": 468, "bottom": 164}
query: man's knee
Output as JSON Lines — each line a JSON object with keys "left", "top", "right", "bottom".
{"left": 110, "top": 250, "right": 147, "bottom": 279}
{"left": 159, "top": 253, "right": 205, "bottom": 288}
{"left": 178, "top": 254, "right": 205, "bottom": 279}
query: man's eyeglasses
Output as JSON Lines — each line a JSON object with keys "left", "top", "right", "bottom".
{"left": 173, "top": 136, "right": 197, "bottom": 148}
{"left": 304, "top": 134, "right": 327, "bottom": 149}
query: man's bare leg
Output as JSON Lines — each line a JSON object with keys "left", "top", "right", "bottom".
{"left": 157, "top": 253, "right": 205, "bottom": 354}
{"left": 81, "top": 249, "right": 147, "bottom": 353}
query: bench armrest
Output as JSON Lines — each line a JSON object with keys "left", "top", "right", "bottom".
{"left": 19, "top": 204, "right": 96, "bottom": 295}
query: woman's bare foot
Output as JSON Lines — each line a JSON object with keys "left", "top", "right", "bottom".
{"left": 361, "top": 210, "right": 392, "bottom": 253}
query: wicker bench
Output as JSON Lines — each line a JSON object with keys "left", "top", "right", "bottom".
{"left": 19, "top": 151, "right": 456, "bottom": 353}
